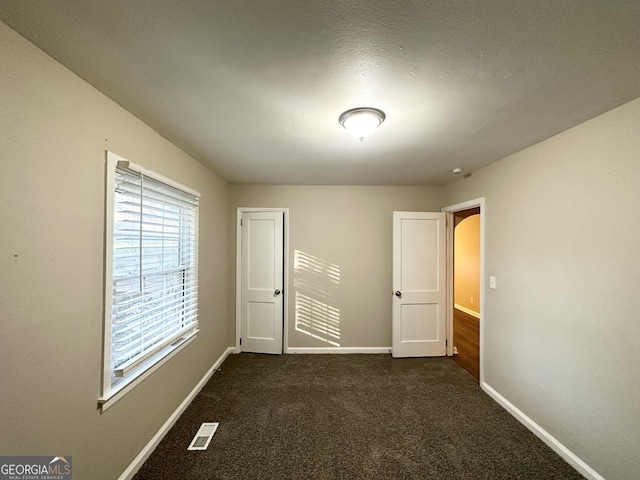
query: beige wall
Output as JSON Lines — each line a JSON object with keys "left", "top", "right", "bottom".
{"left": 0, "top": 22, "right": 230, "bottom": 480}
{"left": 443, "top": 97, "right": 640, "bottom": 479}
{"left": 3, "top": 14, "right": 639, "bottom": 480}
{"left": 229, "top": 186, "right": 444, "bottom": 348}
{"left": 454, "top": 215, "right": 480, "bottom": 313}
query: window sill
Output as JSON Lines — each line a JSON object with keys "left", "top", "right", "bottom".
{"left": 98, "top": 330, "right": 198, "bottom": 413}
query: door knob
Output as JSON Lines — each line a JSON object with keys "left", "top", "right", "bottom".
{"left": 274, "top": 289, "right": 281, "bottom": 296}
{"left": 394, "top": 291, "right": 401, "bottom": 297}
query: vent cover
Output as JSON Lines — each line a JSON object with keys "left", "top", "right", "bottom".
{"left": 187, "top": 422, "right": 219, "bottom": 451}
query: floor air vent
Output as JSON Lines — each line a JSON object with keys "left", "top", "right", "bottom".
{"left": 187, "top": 422, "right": 219, "bottom": 451}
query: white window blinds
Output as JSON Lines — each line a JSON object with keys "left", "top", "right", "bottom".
{"left": 105, "top": 157, "right": 199, "bottom": 394}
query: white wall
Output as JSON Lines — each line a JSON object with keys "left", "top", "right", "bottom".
{"left": 0, "top": 21, "right": 230, "bottom": 480}
{"left": 443, "top": 97, "right": 640, "bottom": 480}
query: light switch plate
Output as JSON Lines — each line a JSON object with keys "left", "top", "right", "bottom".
{"left": 489, "top": 276, "right": 497, "bottom": 289}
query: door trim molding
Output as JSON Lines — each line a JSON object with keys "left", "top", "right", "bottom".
{"left": 442, "top": 197, "right": 485, "bottom": 384}
{"left": 235, "top": 207, "right": 290, "bottom": 353}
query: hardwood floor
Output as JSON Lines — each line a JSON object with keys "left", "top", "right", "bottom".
{"left": 453, "top": 307, "right": 480, "bottom": 381}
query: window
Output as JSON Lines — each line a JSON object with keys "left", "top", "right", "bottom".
{"left": 101, "top": 151, "right": 200, "bottom": 408}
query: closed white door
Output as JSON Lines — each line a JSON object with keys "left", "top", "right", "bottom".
{"left": 392, "top": 212, "right": 447, "bottom": 358}
{"left": 241, "top": 212, "right": 283, "bottom": 354}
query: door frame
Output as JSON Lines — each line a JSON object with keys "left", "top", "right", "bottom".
{"left": 442, "top": 198, "right": 485, "bottom": 384}
{"left": 235, "top": 207, "right": 290, "bottom": 353}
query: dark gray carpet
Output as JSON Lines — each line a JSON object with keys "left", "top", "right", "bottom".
{"left": 134, "top": 354, "right": 583, "bottom": 479}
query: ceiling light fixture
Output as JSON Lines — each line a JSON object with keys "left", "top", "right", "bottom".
{"left": 339, "top": 107, "right": 386, "bottom": 140}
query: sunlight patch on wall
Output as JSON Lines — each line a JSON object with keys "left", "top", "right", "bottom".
{"left": 294, "top": 249, "right": 341, "bottom": 285}
{"left": 294, "top": 250, "right": 341, "bottom": 346}
{"left": 295, "top": 292, "right": 341, "bottom": 346}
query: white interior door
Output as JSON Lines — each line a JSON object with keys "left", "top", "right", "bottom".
{"left": 392, "top": 212, "right": 447, "bottom": 358}
{"left": 241, "top": 211, "right": 283, "bottom": 354}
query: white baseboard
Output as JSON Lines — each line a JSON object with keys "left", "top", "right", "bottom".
{"left": 286, "top": 347, "right": 391, "bottom": 354}
{"left": 481, "top": 382, "right": 604, "bottom": 480}
{"left": 454, "top": 303, "right": 480, "bottom": 319}
{"left": 119, "top": 346, "right": 235, "bottom": 480}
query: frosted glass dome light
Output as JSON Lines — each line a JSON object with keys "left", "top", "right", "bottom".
{"left": 339, "top": 107, "right": 386, "bottom": 140}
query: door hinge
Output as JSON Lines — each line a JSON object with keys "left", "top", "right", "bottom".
{"left": 240, "top": 218, "right": 243, "bottom": 226}
{"left": 239, "top": 338, "right": 242, "bottom": 346}
{"left": 445, "top": 339, "right": 448, "bottom": 346}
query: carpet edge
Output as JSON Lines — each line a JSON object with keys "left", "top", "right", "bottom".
{"left": 286, "top": 347, "right": 392, "bottom": 354}
{"left": 118, "top": 346, "right": 235, "bottom": 480}
{"left": 482, "top": 381, "right": 604, "bottom": 480}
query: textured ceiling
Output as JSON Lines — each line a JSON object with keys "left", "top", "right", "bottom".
{"left": 1, "top": 1, "right": 639, "bottom": 185}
